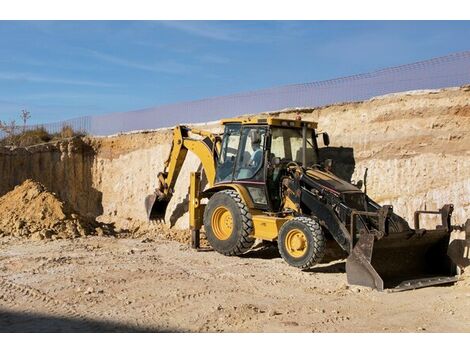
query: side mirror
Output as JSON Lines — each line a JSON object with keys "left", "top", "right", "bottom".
{"left": 272, "top": 156, "right": 281, "bottom": 166}
{"left": 323, "top": 132, "right": 330, "bottom": 146}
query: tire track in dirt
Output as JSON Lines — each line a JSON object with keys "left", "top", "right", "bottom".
{"left": 0, "top": 277, "right": 166, "bottom": 332}
{"left": 154, "top": 286, "right": 245, "bottom": 315}
{"left": 148, "top": 265, "right": 279, "bottom": 332}
{"left": 0, "top": 278, "right": 80, "bottom": 316}
{"left": 147, "top": 250, "right": 291, "bottom": 329}
{"left": 0, "top": 278, "right": 99, "bottom": 331}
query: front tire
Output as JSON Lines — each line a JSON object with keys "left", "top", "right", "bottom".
{"left": 204, "top": 190, "right": 255, "bottom": 256}
{"left": 278, "top": 216, "right": 326, "bottom": 269}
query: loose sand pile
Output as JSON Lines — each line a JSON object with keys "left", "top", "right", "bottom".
{"left": 0, "top": 179, "right": 113, "bottom": 240}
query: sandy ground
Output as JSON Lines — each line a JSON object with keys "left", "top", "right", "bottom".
{"left": 1, "top": 231, "right": 469, "bottom": 333}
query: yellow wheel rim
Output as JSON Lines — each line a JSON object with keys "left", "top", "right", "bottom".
{"left": 211, "top": 206, "right": 233, "bottom": 240}
{"left": 285, "top": 229, "right": 308, "bottom": 258}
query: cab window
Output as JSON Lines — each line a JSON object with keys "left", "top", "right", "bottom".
{"left": 270, "top": 127, "right": 316, "bottom": 166}
{"left": 216, "top": 124, "right": 241, "bottom": 182}
{"left": 234, "top": 127, "right": 266, "bottom": 181}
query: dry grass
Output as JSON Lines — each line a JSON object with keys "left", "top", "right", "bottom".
{"left": 59, "top": 124, "right": 77, "bottom": 139}
{"left": 0, "top": 125, "right": 86, "bottom": 147}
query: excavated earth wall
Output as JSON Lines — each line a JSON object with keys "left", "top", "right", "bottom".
{"left": 1, "top": 87, "right": 469, "bottom": 234}
{"left": 0, "top": 138, "right": 102, "bottom": 218}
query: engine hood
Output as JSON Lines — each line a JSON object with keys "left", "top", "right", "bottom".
{"left": 303, "top": 169, "right": 361, "bottom": 194}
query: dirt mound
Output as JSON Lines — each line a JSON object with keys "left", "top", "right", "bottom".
{"left": 0, "top": 179, "right": 113, "bottom": 240}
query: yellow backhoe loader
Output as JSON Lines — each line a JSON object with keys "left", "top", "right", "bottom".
{"left": 145, "top": 116, "right": 470, "bottom": 291}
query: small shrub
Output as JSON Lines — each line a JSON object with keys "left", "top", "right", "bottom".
{"left": 0, "top": 111, "right": 86, "bottom": 147}
{"left": 12, "top": 127, "right": 52, "bottom": 147}
{"left": 60, "top": 124, "right": 76, "bottom": 138}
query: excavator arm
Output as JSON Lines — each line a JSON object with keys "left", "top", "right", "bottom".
{"left": 145, "top": 125, "right": 220, "bottom": 222}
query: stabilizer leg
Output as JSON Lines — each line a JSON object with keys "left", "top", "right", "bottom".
{"left": 189, "top": 172, "right": 203, "bottom": 249}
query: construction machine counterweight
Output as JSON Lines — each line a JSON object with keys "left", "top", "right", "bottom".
{"left": 146, "top": 116, "right": 470, "bottom": 291}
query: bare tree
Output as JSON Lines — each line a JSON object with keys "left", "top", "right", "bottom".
{"left": 20, "top": 109, "right": 31, "bottom": 133}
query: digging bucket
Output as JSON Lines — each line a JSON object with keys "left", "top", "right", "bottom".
{"left": 145, "top": 191, "right": 170, "bottom": 221}
{"left": 346, "top": 229, "right": 457, "bottom": 292}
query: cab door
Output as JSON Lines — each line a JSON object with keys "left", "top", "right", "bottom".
{"left": 215, "top": 123, "right": 242, "bottom": 183}
{"left": 232, "top": 125, "right": 269, "bottom": 209}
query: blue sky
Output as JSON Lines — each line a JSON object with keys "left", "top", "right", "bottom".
{"left": 1, "top": 20, "right": 470, "bottom": 124}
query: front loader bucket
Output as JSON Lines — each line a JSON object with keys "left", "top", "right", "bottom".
{"left": 346, "top": 230, "right": 458, "bottom": 292}
{"left": 145, "top": 192, "right": 170, "bottom": 221}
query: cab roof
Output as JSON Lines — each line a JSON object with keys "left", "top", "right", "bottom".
{"left": 220, "top": 116, "right": 318, "bottom": 129}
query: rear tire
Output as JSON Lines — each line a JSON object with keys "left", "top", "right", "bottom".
{"left": 204, "top": 190, "right": 255, "bottom": 256}
{"left": 278, "top": 216, "right": 326, "bottom": 269}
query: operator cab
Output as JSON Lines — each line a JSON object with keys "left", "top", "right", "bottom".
{"left": 215, "top": 117, "right": 328, "bottom": 212}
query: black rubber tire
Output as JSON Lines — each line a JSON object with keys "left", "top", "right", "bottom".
{"left": 204, "top": 190, "right": 255, "bottom": 256}
{"left": 278, "top": 216, "right": 326, "bottom": 269}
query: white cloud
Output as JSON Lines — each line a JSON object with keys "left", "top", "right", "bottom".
{"left": 158, "top": 21, "right": 240, "bottom": 41}
{"left": 197, "top": 54, "right": 230, "bottom": 64}
{"left": 156, "top": 21, "right": 304, "bottom": 43}
{"left": 0, "top": 72, "right": 119, "bottom": 87}
{"left": 86, "top": 49, "right": 194, "bottom": 74}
